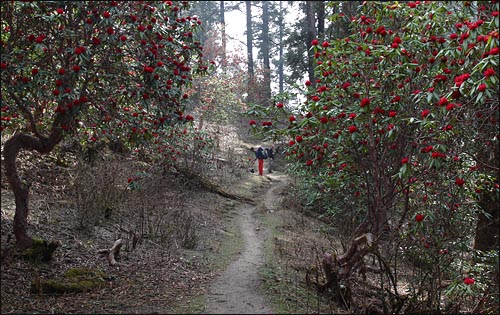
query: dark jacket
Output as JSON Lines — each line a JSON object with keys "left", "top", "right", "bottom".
{"left": 255, "top": 147, "right": 267, "bottom": 159}
{"left": 265, "top": 148, "right": 274, "bottom": 159}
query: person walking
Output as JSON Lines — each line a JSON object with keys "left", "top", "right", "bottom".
{"left": 250, "top": 147, "right": 267, "bottom": 176}
{"left": 266, "top": 146, "right": 275, "bottom": 174}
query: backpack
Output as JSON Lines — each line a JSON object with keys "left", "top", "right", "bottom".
{"left": 257, "top": 147, "right": 268, "bottom": 159}
{"left": 265, "top": 148, "right": 274, "bottom": 159}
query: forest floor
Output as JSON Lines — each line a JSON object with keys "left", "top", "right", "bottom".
{"left": 1, "top": 132, "right": 345, "bottom": 314}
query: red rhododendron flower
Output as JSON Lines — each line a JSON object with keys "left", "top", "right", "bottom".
{"left": 455, "top": 178, "right": 465, "bottom": 186}
{"left": 421, "top": 145, "right": 433, "bottom": 153}
{"left": 431, "top": 151, "right": 446, "bottom": 158}
{"left": 488, "top": 47, "right": 499, "bottom": 55}
{"left": 276, "top": 102, "right": 284, "bottom": 108}
{"left": 306, "top": 160, "right": 313, "bottom": 166}
{"left": 322, "top": 41, "right": 329, "bottom": 48}
{"left": 73, "top": 65, "right": 80, "bottom": 72}
{"left": 360, "top": 98, "right": 370, "bottom": 107}
{"left": 391, "top": 95, "right": 401, "bottom": 103}
{"left": 289, "top": 115, "right": 296, "bottom": 122}
{"left": 389, "top": 111, "right": 397, "bottom": 117}
{"left": 289, "top": 140, "right": 295, "bottom": 146}
{"left": 106, "top": 27, "right": 114, "bottom": 35}
{"left": 348, "top": 125, "right": 357, "bottom": 133}
{"left": 401, "top": 157, "right": 409, "bottom": 164}
{"left": 464, "top": 277, "right": 474, "bottom": 285}
{"left": 421, "top": 109, "right": 431, "bottom": 118}
{"left": 305, "top": 80, "right": 311, "bottom": 86}
{"left": 320, "top": 117, "right": 328, "bottom": 124}
{"left": 438, "top": 97, "right": 448, "bottom": 106}
{"left": 31, "top": 68, "right": 39, "bottom": 75}
{"left": 103, "top": 11, "right": 111, "bottom": 18}
{"left": 415, "top": 213, "right": 424, "bottom": 222}
{"left": 484, "top": 68, "right": 496, "bottom": 77}
{"left": 56, "top": 8, "right": 64, "bottom": 14}
{"left": 296, "top": 135, "right": 303, "bottom": 142}
{"left": 249, "top": 120, "right": 256, "bottom": 126}
{"left": 311, "top": 39, "right": 319, "bottom": 46}
{"left": 478, "top": 83, "right": 487, "bottom": 92}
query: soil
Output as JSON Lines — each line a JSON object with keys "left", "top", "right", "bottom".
{"left": 204, "top": 174, "right": 288, "bottom": 314}
{"left": 0, "top": 129, "right": 302, "bottom": 314}
{"left": 0, "top": 121, "right": 349, "bottom": 314}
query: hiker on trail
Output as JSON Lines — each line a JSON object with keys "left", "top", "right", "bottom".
{"left": 266, "top": 146, "right": 275, "bottom": 174}
{"left": 251, "top": 146, "right": 268, "bottom": 176}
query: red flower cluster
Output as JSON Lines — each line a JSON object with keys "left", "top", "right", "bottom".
{"left": 360, "top": 98, "right": 370, "bottom": 107}
{"left": 484, "top": 68, "right": 496, "bottom": 78}
{"left": 463, "top": 277, "right": 475, "bottom": 285}
{"left": 421, "top": 109, "right": 431, "bottom": 118}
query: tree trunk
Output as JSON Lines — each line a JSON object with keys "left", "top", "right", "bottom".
{"left": 474, "top": 189, "right": 500, "bottom": 251}
{"left": 245, "top": 1, "right": 254, "bottom": 104}
{"left": 305, "top": 1, "right": 316, "bottom": 85}
{"left": 220, "top": 1, "right": 226, "bottom": 63}
{"left": 3, "top": 132, "right": 62, "bottom": 249}
{"left": 261, "top": 0, "right": 271, "bottom": 103}
{"left": 278, "top": 1, "right": 284, "bottom": 94}
{"left": 316, "top": 1, "right": 325, "bottom": 39}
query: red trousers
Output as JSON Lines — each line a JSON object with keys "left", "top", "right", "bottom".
{"left": 258, "top": 159, "right": 264, "bottom": 176}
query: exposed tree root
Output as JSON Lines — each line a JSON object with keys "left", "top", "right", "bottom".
{"left": 98, "top": 239, "right": 124, "bottom": 266}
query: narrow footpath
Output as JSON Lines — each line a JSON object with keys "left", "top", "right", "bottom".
{"left": 203, "top": 174, "right": 288, "bottom": 314}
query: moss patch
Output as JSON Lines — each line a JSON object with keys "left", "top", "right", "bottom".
{"left": 31, "top": 268, "right": 106, "bottom": 294}
{"left": 21, "top": 238, "right": 60, "bottom": 262}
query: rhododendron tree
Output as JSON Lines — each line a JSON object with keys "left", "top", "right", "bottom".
{"left": 249, "top": 1, "right": 498, "bottom": 311}
{"left": 0, "top": 1, "right": 208, "bottom": 249}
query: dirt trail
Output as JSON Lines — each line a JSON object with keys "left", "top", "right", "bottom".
{"left": 204, "top": 173, "right": 288, "bottom": 314}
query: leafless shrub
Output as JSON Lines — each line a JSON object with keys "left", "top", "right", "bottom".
{"left": 68, "top": 156, "right": 126, "bottom": 230}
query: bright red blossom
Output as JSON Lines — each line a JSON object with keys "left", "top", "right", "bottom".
{"left": 483, "top": 68, "right": 496, "bottom": 77}
{"left": 421, "top": 109, "right": 431, "bottom": 118}
{"left": 415, "top": 213, "right": 424, "bottom": 222}
{"left": 360, "top": 98, "right": 370, "bottom": 107}
{"left": 464, "top": 277, "right": 475, "bottom": 285}
{"left": 455, "top": 178, "right": 465, "bottom": 186}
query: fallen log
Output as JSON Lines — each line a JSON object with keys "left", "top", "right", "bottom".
{"left": 176, "top": 166, "right": 256, "bottom": 205}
